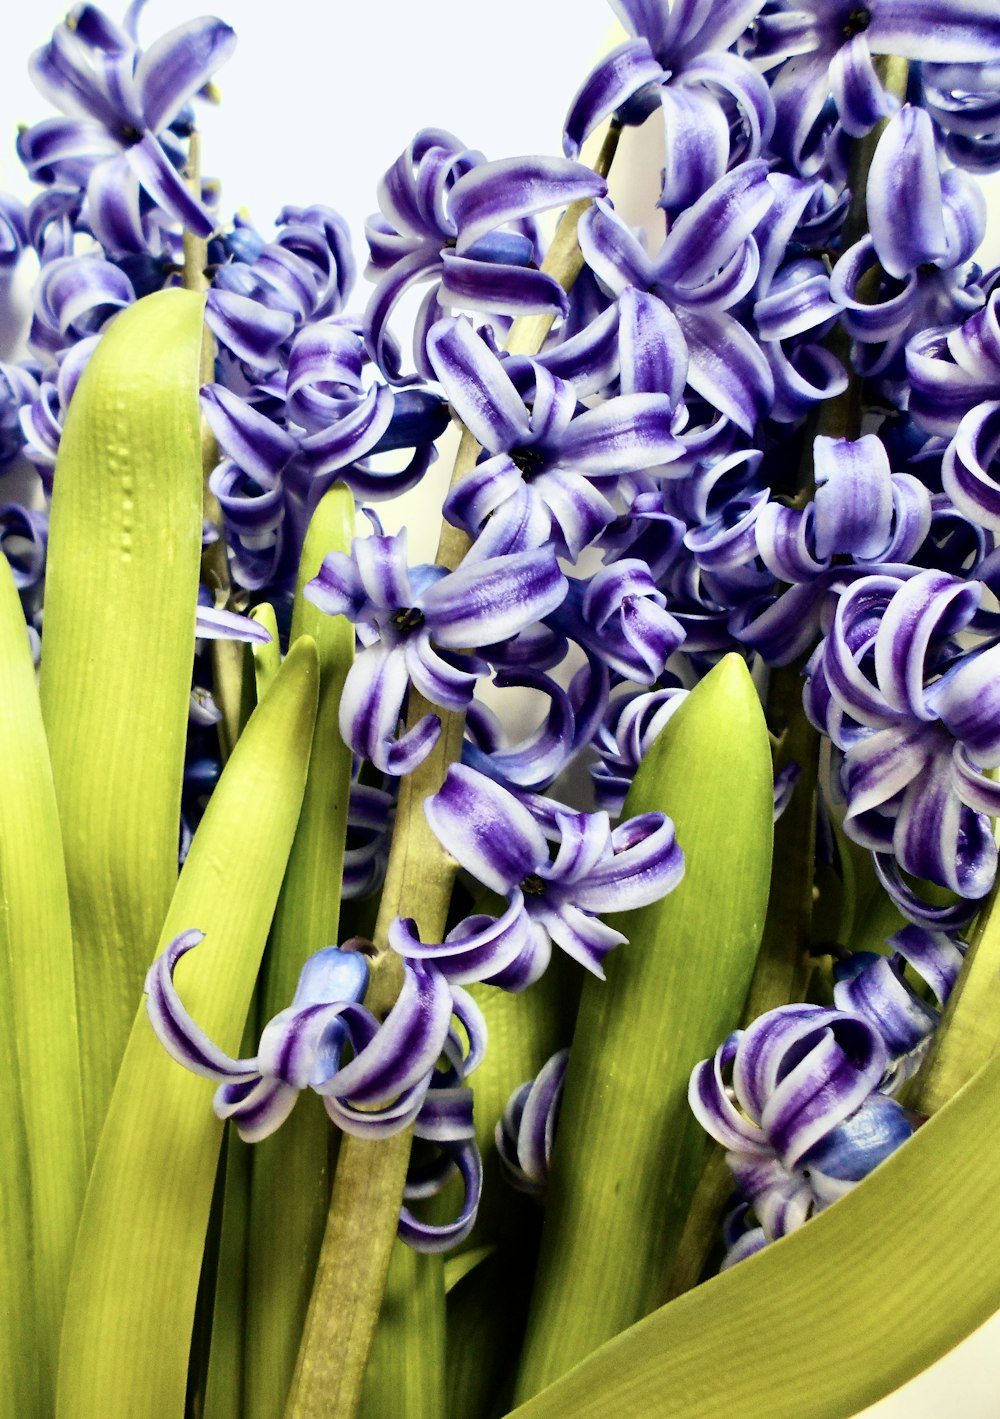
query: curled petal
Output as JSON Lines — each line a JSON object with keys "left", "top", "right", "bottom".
{"left": 425, "top": 763, "right": 547, "bottom": 894}
{"left": 450, "top": 156, "right": 606, "bottom": 255}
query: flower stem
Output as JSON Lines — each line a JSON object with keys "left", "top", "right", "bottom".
{"left": 282, "top": 122, "right": 620, "bottom": 1419}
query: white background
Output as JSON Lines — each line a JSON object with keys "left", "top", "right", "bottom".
{"left": 1, "top": 3, "right": 999, "bottom": 1415}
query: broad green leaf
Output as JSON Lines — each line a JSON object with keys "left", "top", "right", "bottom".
{"left": 0, "top": 558, "right": 85, "bottom": 1413}
{"left": 359, "top": 1240, "right": 446, "bottom": 1419}
{"left": 201, "top": 1122, "right": 252, "bottom": 1419}
{"left": 515, "top": 655, "right": 773, "bottom": 1399}
{"left": 38, "top": 287, "right": 206, "bottom": 1156}
{"left": 911, "top": 879, "right": 1000, "bottom": 1114}
{"left": 56, "top": 636, "right": 319, "bottom": 1419}
{"left": 503, "top": 1046, "right": 1000, "bottom": 1419}
{"left": 244, "top": 485, "right": 355, "bottom": 1419}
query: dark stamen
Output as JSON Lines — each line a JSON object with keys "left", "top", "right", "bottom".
{"left": 511, "top": 447, "right": 544, "bottom": 479}
{"left": 390, "top": 606, "right": 424, "bottom": 633}
{"left": 842, "top": 7, "right": 872, "bottom": 37}
{"left": 521, "top": 873, "right": 546, "bottom": 897}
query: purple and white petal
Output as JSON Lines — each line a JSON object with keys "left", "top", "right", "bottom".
{"left": 425, "top": 764, "right": 547, "bottom": 894}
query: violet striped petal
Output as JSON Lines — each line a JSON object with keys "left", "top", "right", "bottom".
{"left": 756, "top": 1015, "right": 888, "bottom": 1169}
{"left": 195, "top": 604, "right": 273, "bottom": 644}
{"left": 450, "top": 157, "right": 606, "bottom": 256}
{"left": 869, "top": 0, "right": 1000, "bottom": 63}
{"left": 404, "top": 633, "right": 484, "bottom": 711}
{"left": 339, "top": 642, "right": 441, "bottom": 776}
{"left": 813, "top": 434, "right": 895, "bottom": 561}
{"left": 619, "top": 287, "right": 687, "bottom": 403}
{"left": 677, "top": 308, "right": 773, "bottom": 434}
{"left": 578, "top": 199, "right": 655, "bottom": 295}
{"left": 425, "top": 763, "right": 547, "bottom": 894}
{"left": 830, "top": 32, "right": 898, "bottom": 137}
{"left": 125, "top": 131, "right": 215, "bottom": 236}
{"left": 86, "top": 151, "right": 145, "bottom": 254}
{"left": 557, "top": 393, "right": 683, "bottom": 474}
{"left": 893, "top": 748, "right": 997, "bottom": 898}
{"left": 398, "top": 1134, "right": 483, "bottom": 1251}
{"left": 426, "top": 316, "right": 530, "bottom": 451}
{"left": 363, "top": 243, "right": 442, "bottom": 381}
{"left": 925, "top": 640, "right": 1000, "bottom": 765}
{"left": 689, "top": 1034, "right": 768, "bottom": 1154}
{"left": 354, "top": 529, "right": 414, "bottom": 610}
{"left": 300, "top": 383, "right": 395, "bottom": 478}
{"left": 531, "top": 470, "right": 616, "bottom": 560}
{"left": 421, "top": 547, "right": 566, "bottom": 648}
{"left": 144, "top": 930, "right": 259, "bottom": 1082}
{"left": 535, "top": 900, "right": 626, "bottom": 978}
{"left": 655, "top": 160, "right": 772, "bottom": 289}
{"left": 572, "top": 811, "right": 683, "bottom": 912}
{"left": 873, "top": 569, "right": 980, "bottom": 719}
{"left": 867, "top": 107, "right": 948, "bottom": 278}
{"left": 657, "top": 84, "right": 730, "bottom": 211}
{"left": 214, "top": 1076, "right": 300, "bottom": 1143}
{"left": 841, "top": 722, "right": 937, "bottom": 826}
{"left": 324, "top": 960, "right": 453, "bottom": 1107}
{"left": 439, "top": 251, "right": 569, "bottom": 318}
{"left": 942, "top": 400, "right": 1000, "bottom": 530}
{"left": 499, "top": 1049, "right": 569, "bottom": 1193}
{"left": 200, "top": 384, "right": 297, "bottom": 482}
{"left": 563, "top": 38, "right": 663, "bottom": 157}
{"left": 136, "top": 16, "right": 236, "bottom": 132}
{"left": 204, "top": 290, "right": 295, "bottom": 372}
{"left": 389, "top": 897, "right": 542, "bottom": 989}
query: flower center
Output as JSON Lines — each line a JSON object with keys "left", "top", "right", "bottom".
{"left": 511, "top": 447, "right": 544, "bottom": 480}
{"left": 842, "top": 7, "right": 872, "bottom": 37}
{"left": 521, "top": 873, "right": 546, "bottom": 897}
{"left": 390, "top": 606, "right": 424, "bottom": 633}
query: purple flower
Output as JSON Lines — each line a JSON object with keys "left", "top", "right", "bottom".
{"left": 689, "top": 1003, "right": 916, "bottom": 1256}
{"left": 304, "top": 530, "right": 568, "bottom": 775}
{"left": 427, "top": 315, "right": 685, "bottom": 560}
{"left": 364, "top": 129, "right": 606, "bottom": 380}
{"left": 393, "top": 764, "right": 684, "bottom": 980}
{"left": 18, "top": 6, "right": 236, "bottom": 253}
{"left": 495, "top": 1049, "right": 569, "bottom": 1197}
{"left": 564, "top": 0, "right": 773, "bottom": 209}
{"left": 804, "top": 568, "right": 1000, "bottom": 912}
{"left": 755, "top": 0, "right": 1000, "bottom": 170}
{"left": 578, "top": 164, "right": 776, "bottom": 433}
{"left": 145, "top": 931, "right": 485, "bottom": 1250}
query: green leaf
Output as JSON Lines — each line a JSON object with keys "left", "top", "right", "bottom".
{"left": 38, "top": 288, "right": 206, "bottom": 1156}
{"left": 515, "top": 655, "right": 773, "bottom": 1399}
{"left": 56, "top": 636, "right": 319, "bottom": 1419}
{"left": 0, "top": 558, "right": 85, "bottom": 1413}
{"left": 359, "top": 1240, "right": 446, "bottom": 1419}
{"left": 503, "top": 1046, "right": 1000, "bottom": 1418}
{"left": 243, "top": 485, "right": 355, "bottom": 1419}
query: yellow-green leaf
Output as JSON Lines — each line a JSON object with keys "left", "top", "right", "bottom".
{"left": 244, "top": 485, "right": 355, "bottom": 1419}
{"left": 0, "top": 558, "right": 85, "bottom": 1413}
{"left": 515, "top": 655, "right": 773, "bottom": 1399}
{"left": 56, "top": 636, "right": 319, "bottom": 1419}
{"left": 39, "top": 288, "right": 206, "bottom": 1156}
{"left": 504, "top": 1046, "right": 1000, "bottom": 1418}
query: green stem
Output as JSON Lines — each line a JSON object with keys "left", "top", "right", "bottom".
{"left": 282, "top": 122, "right": 621, "bottom": 1419}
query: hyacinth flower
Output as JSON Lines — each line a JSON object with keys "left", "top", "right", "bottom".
{"left": 752, "top": 0, "right": 1000, "bottom": 171}
{"left": 733, "top": 432, "right": 931, "bottom": 665}
{"left": 563, "top": 0, "right": 773, "bottom": 209}
{"left": 804, "top": 567, "right": 1000, "bottom": 918}
{"left": 304, "top": 528, "right": 567, "bottom": 774}
{"left": 389, "top": 762, "right": 684, "bottom": 982}
{"left": 689, "top": 1004, "right": 918, "bottom": 1263}
{"left": 17, "top": 5, "right": 236, "bottom": 253}
{"left": 364, "top": 128, "right": 607, "bottom": 378}
{"left": 923, "top": 56, "right": 1000, "bottom": 171}
{"left": 146, "top": 931, "right": 485, "bottom": 1248}
{"left": 830, "top": 104, "right": 986, "bottom": 378}
{"left": 833, "top": 924, "right": 966, "bottom": 1088}
{"left": 577, "top": 162, "right": 776, "bottom": 433}
{"left": 426, "top": 313, "right": 686, "bottom": 559}
{"left": 495, "top": 1048, "right": 569, "bottom": 1197}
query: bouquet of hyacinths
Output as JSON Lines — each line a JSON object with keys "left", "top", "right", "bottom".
{"left": 4, "top": 1, "right": 1000, "bottom": 1416}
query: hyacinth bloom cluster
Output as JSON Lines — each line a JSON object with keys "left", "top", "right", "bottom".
{"left": 6, "top": 0, "right": 1000, "bottom": 1390}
